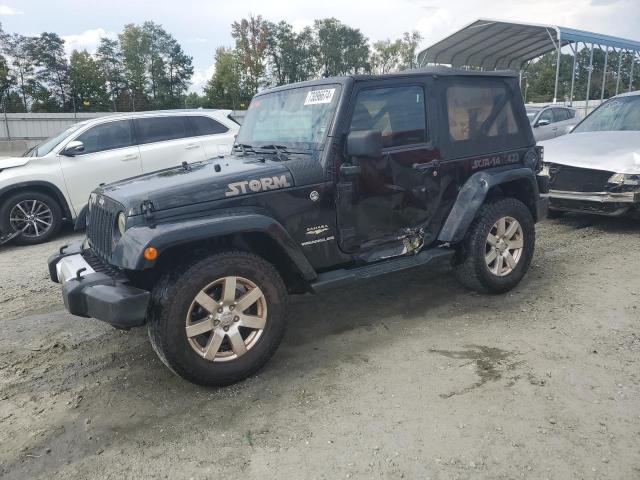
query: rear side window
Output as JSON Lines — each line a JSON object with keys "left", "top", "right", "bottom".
{"left": 350, "top": 86, "right": 427, "bottom": 149}
{"left": 75, "top": 120, "right": 134, "bottom": 154}
{"left": 134, "top": 116, "right": 191, "bottom": 144}
{"left": 189, "top": 116, "right": 229, "bottom": 136}
{"left": 553, "top": 108, "right": 570, "bottom": 122}
{"left": 444, "top": 78, "right": 529, "bottom": 158}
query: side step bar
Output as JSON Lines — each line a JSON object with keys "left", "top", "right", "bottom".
{"left": 311, "top": 247, "right": 455, "bottom": 292}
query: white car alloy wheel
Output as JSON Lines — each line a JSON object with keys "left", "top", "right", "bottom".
{"left": 485, "top": 216, "right": 524, "bottom": 277}
{"left": 185, "top": 276, "right": 267, "bottom": 362}
{"left": 9, "top": 199, "right": 54, "bottom": 238}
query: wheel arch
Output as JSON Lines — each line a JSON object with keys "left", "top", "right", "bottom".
{"left": 115, "top": 213, "right": 318, "bottom": 294}
{"left": 0, "top": 181, "right": 73, "bottom": 222}
{"left": 438, "top": 167, "right": 540, "bottom": 244}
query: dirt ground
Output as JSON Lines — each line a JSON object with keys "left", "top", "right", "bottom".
{"left": 0, "top": 216, "right": 639, "bottom": 479}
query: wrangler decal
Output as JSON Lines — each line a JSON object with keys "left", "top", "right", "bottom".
{"left": 225, "top": 175, "right": 291, "bottom": 197}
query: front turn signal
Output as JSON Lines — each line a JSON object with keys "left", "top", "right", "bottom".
{"left": 144, "top": 246, "right": 158, "bottom": 261}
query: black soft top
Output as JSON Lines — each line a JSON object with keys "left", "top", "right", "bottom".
{"left": 257, "top": 66, "right": 518, "bottom": 96}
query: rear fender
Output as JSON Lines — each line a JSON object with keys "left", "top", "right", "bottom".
{"left": 438, "top": 167, "right": 539, "bottom": 244}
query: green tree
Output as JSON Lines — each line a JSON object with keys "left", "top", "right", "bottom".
{"left": 96, "top": 37, "right": 126, "bottom": 111}
{"left": 119, "top": 23, "right": 149, "bottom": 110}
{"left": 313, "top": 18, "right": 370, "bottom": 77}
{"left": 231, "top": 15, "right": 269, "bottom": 96}
{"left": 264, "top": 21, "right": 316, "bottom": 86}
{"left": 31, "top": 32, "right": 70, "bottom": 110}
{"left": 3, "top": 33, "right": 37, "bottom": 111}
{"left": 398, "top": 31, "right": 423, "bottom": 70}
{"left": 69, "top": 50, "right": 109, "bottom": 111}
{"left": 185, "top": 92, "right": 205, "bottom": 108}
{"left": 204, "top": 47, "right": 248, "bottom": 109}
{"left": 371, "top": 39, "right": 402, "bottom": 74}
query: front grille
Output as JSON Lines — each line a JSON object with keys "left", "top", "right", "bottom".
{"left": 548, "top": 164, "right": 613, "bottom": 193}
{"left": 86, "top": 194, "right": 123, "bottom": 262}
{"left": 82, "top": 248, "right": 121, "bottom": 278}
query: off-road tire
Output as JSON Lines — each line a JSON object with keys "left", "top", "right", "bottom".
{"left": 147, "top": 251, "right": 288, "bottom": 386}
{"left": 0, "top": 190, "right": 63, "bottom": 245}
{"left": 454, "top": 198, "right": 535, "bottom": 294}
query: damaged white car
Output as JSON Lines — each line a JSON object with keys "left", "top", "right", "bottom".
{"left": 541, "top": 90, "right": 640, "bottom": 217}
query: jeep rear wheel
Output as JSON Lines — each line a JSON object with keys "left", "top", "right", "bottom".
{"left": 147, "top": 251, "right": 288, "bottom": 386}
{"left": 454, "top": 198, "right": 535, "bottom": 294}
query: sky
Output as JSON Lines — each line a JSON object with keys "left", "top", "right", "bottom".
{"left": 1, "top": 0, "right": 639, "bottom": 93}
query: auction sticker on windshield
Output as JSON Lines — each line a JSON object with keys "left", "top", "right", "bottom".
{"left": 304, "top": 89, "right": 335, "bottom": 105}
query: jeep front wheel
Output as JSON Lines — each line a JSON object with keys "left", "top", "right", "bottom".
{"left": 454, "top": 198, "right": 535, "bottom": 294}
{"left": 147, "top": 251, "right": 288, "bottom": 386}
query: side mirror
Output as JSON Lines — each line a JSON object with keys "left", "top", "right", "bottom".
{"left": 346, "top": 130, "right": 382, "bottom": 158}
{"left": 62, "top": 140, "right": 85, "bottom": 156}
{"left": 535, "top": 119, "right": 551, "bottom": 128}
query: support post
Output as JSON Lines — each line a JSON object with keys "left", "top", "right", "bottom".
{"left": 630, "top": 52, "right": 636, "bottom": 92}
{"left": 2, "top": 92, "right": 10, "bottom": 141}
{"left": 615, "top": 50, "right": 623, "bottom": 95}
{"left": 553, "top": 32, "right": 562, "bottom": 103}
{"left": 569, "top": 42, "right": 578, "bottom": 105}
{"left": 585, "top": 43, "right": 594, "bottom": 112}
{"left": 601, "top": 46, "right": 609, "bottom": 101}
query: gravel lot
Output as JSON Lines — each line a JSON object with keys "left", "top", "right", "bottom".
{"left": 1, "top": 216, "right": 639, "bottom": 479}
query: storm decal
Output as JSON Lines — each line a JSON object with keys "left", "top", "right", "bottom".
{"left": 225, "top": 175, "right": 291, "bottom": 197}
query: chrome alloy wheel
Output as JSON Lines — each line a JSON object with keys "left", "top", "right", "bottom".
{"left": 9, "top": 200, "right": 54, "bottom": 238}
{"left": 185, "top": 276, "right": 267, "bottom": 362}
{"left": 485, "top": 216, "right": 524, "bottom": 277}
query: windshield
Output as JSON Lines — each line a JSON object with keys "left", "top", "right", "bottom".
{"left": 236, "top": 84, "right": 342, "bottom": 150}
{"left": 574, "top": 95, "right": 640, "bottom": 133}
{"left": 24, "top": 123, "right": 85, "bottom": 157}
{"left": 526, "top": 108, "right": 540, "bottom": 123}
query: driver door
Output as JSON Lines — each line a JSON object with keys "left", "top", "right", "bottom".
{"left": 336, "top": 84, "right": 441, "bottom": 253}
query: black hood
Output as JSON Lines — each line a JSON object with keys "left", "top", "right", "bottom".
{"left": 98, "top": 155, "right": 294, "bottom": 214}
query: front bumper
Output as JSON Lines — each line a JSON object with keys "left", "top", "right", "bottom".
{"left": 48, "top": 241, "right": 150, "bottom": 329}
{"left": 548, "top": 189, "right": 639, "bottom": 216}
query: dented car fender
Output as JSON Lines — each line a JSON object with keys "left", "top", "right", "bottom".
{"left": 438, "top": 167, "right": 541, "bottom": 244}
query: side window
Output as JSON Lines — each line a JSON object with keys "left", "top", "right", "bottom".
{"left": 74, "top": 120, "right": 134, "bottom": 154}
{"left": 189, "top": 116, "right": 229, "bottom": 136}
{"left": 553, "top": 108, "right": 569, "bottom": 122}
{"left": 538, "top": 109, "right": 554, "bottom": 124}
{"left": 350, "top": 86, "right": 427, "bottom": 149}
{"left": 567, "top": 109, "right": 576, "bottom": 119}
{"left": 447, "top": 82, "right": 519, "bottom": 141}
{"left": 134, "top": 116, "right": 191, "bottom": 144}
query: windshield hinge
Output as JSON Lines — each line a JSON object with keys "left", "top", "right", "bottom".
{"left": 141, "top": 200, "right": 155, "bottom": 220}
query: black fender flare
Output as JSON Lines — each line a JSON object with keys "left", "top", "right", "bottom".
{"left": 74, "top": 205, "right": 88, "bottom": 231}
{"left": 112, "top": 213, "right": 318, "bottom": 281}
{"left": 438, "top": 167, "right": 539, "bottom": 244}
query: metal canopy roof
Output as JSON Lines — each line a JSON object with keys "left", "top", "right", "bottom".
{"left": 417, "top": 19, "right": 640, "bottom": 71}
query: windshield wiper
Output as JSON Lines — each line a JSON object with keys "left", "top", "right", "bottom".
{"left": 232, "top": 143, "right": 258, "bottom": 156}
{"left": 256, "top": 144, "right": 312, "bottom": 161}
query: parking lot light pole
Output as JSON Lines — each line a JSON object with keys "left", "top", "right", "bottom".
{"left": 601, "top": 46, "right": 609, "bottom": 101}
{"left": 585, "top": 43, "right": 595, "bottom": 112}
{"left": 553, "top": 32, "right": 562, "bottom": 103}
{"left": 569, "top": 42, "right": 578, "bottom": 106}
{"left": 629, "top": 52, "right": 636, "bottom": 92}
{"left": 615, "top": 49, "right": 623, "bottom": 96}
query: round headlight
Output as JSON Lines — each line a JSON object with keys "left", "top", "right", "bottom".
{"left": 117, "top": 213, "right": 126, "bottom": 235}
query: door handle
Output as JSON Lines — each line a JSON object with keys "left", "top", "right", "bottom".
{"left": 121, "top": 154, "right": 138, "bottom": 161}
{"left": 185, "top": 144, "right": 200, "bottom": 150}
{"left": 412, "top": 159, "right": 441, "bottom": 172}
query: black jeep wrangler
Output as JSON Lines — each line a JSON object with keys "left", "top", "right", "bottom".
{"left": 49, "top": 67, "right": 548, "bottom": 386}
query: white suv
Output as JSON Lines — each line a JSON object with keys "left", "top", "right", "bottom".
{"left": 0, "top": 110, "right": 239, "bottom": 245}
